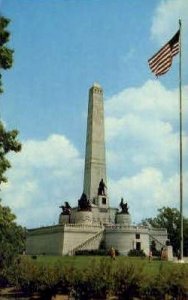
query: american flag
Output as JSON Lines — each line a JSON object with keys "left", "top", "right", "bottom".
{"left": 148, "top": 30, "right": 180, "bottom": 76}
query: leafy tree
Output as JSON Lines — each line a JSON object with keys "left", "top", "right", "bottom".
{"left": 142, "top": 207, "right": 188, "bottom": 256}
{"left": 0, "top": 123, "right": 21, "bottom": 184}
{"left": 183, "top": 218, "right": 188, "bottom": 256}
{"left": 0, "top": 200, "right": 25, "bottom": 269}
{"left": 0, "top": 16, "right": 23, "bottom": 274}
{"left": 0, "top": 16, "right": 14, "bottom": 93}
{"left": 0, "top": 16, "right": 21, "bottom": 183}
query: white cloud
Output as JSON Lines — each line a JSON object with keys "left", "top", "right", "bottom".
{"left": 109, "top": 168, "right": 188, "bottom": 223}
{"left": 151, "top": 0, "right": 188, "bottom": 43}
{"left": 150, "top": 0, "right": 188, "bottom": 74}
{"left": 105, "top": 80, "right": 188, "bottom": 178}
{"left": 1, "top": 134, "right": 84, "bottom": 228}
{"left": 105, "top": 80, "right": 188, "bottom": 222}
{"left": 106, "top": 80, "right": 180, "bottom": 121}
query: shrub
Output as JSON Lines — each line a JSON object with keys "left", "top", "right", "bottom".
{"left": 151, "top": 249, "right": 161, "bottom": 257}
{"left": 2, "top": 255, "right": 188, "bottom": 299}
{"left": 140, "top": 262, "right": 188, "bottom": 299}
{"left": 70, "top": 258, "right": 115, "bottom": 299}
{"left": 75, "top": 249, "right": 107, "bottom": 256}
{"left": 5, "top": 256, "right": 64, "bottom": 295}
{"left": 127, "top": 249, "right": 146, "bottom": 257}
{"left": 112, "top": 260, "right": 145, "bottom": 299}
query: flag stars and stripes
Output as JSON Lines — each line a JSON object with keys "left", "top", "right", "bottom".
{"left": 148, "top": 30, "right": 180, "bottom": 77}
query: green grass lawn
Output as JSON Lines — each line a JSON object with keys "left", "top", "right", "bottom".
{"left": 29, "top": 254, "right": 176, "bottom": 276}
{"left": 31, "top": 254, "right": 149, "bottom": 267}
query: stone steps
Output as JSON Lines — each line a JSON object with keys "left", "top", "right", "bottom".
{"left": 68, "top": 228, "right": 104, "bottom": 255}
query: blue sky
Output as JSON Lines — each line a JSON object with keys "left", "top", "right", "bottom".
{"left": 1, "top": 0, "right": 188, "bottom": 228}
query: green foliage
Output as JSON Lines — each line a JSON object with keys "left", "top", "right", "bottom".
{"left": 0, "top": 122, "right": 22, "bottom": 184}
{"left": 113, "top": 260, "right": 145, "bottom": 299}
{"left": 140, "top": 262, "right": 188, "bottom": 299}
{"left": 70, "top": 258, "right": 115, "bottom": 299}
{"left": 151, "top": 240, "right": 161, "bottom": 257}
{"left": 75, "top": 249, "right": 107, "bottom": 256}
{"left": 0, "top": 16, "right": 21, "bottom": 184}
{"left": 142, "top": 206, "right": 188, "bottom": 255}
{"left": 127, "top": 249, "right": 146, "bottom": 257}
{"left": 0, "top": 17, "right": 11, "bottom": 46}
{"left": 0, "top": 16, "right": 14, "bottom": 93}
{"left": 0, "top": 200, "right": 25, "bottom": 270}
{"left": 0, "top": 46, "right": 13, "bottom": 69}
{"left": 2, "top": 256, "right": 188, "bottom": 299}
{"left": 183, "top": 218, "right": 188, "bottom": 256}
{"left": 0, "top": 15, "right": 23, "bottom": 288}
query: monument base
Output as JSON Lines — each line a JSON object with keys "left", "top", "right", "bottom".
{"left": 75, "top": 211, "right": 93, "bottom": 225}
{"left": 116, "top": 213, "right": 131, "bottom": 226}
{"left": 59, "top": 214, "right": 70, "bottom": 225}
{"left": 161, "top": 245, "right": 173, "bottom": 261}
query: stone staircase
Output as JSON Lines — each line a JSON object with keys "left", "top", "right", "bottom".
{"left": 149, "top": 233, "right": 166, "bottom": 249}
{"left": 68, "top": 227, "right": 104, "bottom": 256}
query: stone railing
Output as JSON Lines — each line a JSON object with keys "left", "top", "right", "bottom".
{"left": 27, "top": 224, "right": 64, "bottom": 235}
{"left": 105, "top": 224, "right": 167, "bottom": 233}
{"left": 149, "top": 228, "right": 167, "bottom": 234}
{"left": 64, "top": 223, "right": 102, "bottom": 229}
{"left": 64, "top": 223, "right": 103, "bottom": 233}
{"left": 105, "top": 224, "right": 149, "bottom": 233}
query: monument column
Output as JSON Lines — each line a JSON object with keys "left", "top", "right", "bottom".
{"left": 83, "top": 83, "right": 107, "bottom": 204}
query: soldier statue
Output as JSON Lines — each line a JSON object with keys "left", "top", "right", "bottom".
{"left": 119, "top": 198, "right": 129, "bottom": 214}
{"left": 59, "top": 201, "right": 71, "bottom": 215}
{"left": 78, "top": 192, "right": 92, "bottom": 211}
{"left": 98, "top": 178, "right": 107, "bottom": 196}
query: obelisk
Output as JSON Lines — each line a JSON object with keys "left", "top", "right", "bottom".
{"left": 83, "top": 83, "right": 107, "bottom": 203}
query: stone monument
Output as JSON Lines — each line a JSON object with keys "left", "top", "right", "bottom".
{"left": 83, "top": 83, "right": 108, "bottom": 208}
{"left": 26, "top": 83, "right": 168, "bottom": 257}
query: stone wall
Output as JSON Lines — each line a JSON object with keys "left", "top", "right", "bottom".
{"left": 26, "top": 223, "right": 168, "bottom": 257}
{"left": 116, "top": 213, "right": 131, "bottom": 225}
{"left": 26, "top": 225, "right": 64, "bottom": 255}
{"left": 26, "top": 224, "right": 103, "bottom": 256}
{"left": 105, "top": 225, "right": 150, "bottom": 255}
{"left": 61, "top": 224, "right": 103, "bottom": 255}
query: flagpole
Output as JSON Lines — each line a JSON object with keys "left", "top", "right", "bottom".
{"left": 178, "top": 19, "right": 183, "bottom": 260}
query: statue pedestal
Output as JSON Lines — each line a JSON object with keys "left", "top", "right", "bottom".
{"left": 59, "top": 214, "right": 70, "bottom": 225}
{"left": 116, "top": 213, "right": 131, "bottom": 226}
{"left": 75, "top": 211, "right": 93, "bottom": 225}
{"left": 161, "top": 245, "right": 173, "bottom": 261}
{"left": 93, "top": 195, "right": 109, "bottom": 209}
{"left": 166, "top": 245, "right": 173, "bottom": 261}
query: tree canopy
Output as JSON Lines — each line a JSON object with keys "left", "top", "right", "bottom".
{"left": 0, "top": 16, "right": 14, "bottom": 93}
{"left": 142, "top": 207, "right": 188, "bottom": 256}
{"left": 0, "top": 200, "right": 25, "bottom": 268}
{"left": 0, "top": 16, "right": 23, "bottom": 272}
{"left": 0, "top": 16, "right": 21, "bottom": 184}
{"left": 0, "top": 123, "right": 21, "bottom": 184}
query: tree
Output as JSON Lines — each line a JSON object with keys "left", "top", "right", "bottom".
{"left": 0, "top": 16, "right": 21, "bottom": 183}
{"left": 142, "top": 207, "right": 188, "bottom": 256}
{"left": 0, "top": 123, "right": 21, "bottom": 184}
{"left": 0, "top": 16, "right": 14, "bottom": 93}
{"left": 0, "top": 16, "right": 23, "bottom": 273}
{"left": 0, "top": 200, "right": 25, "bottom": 268}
